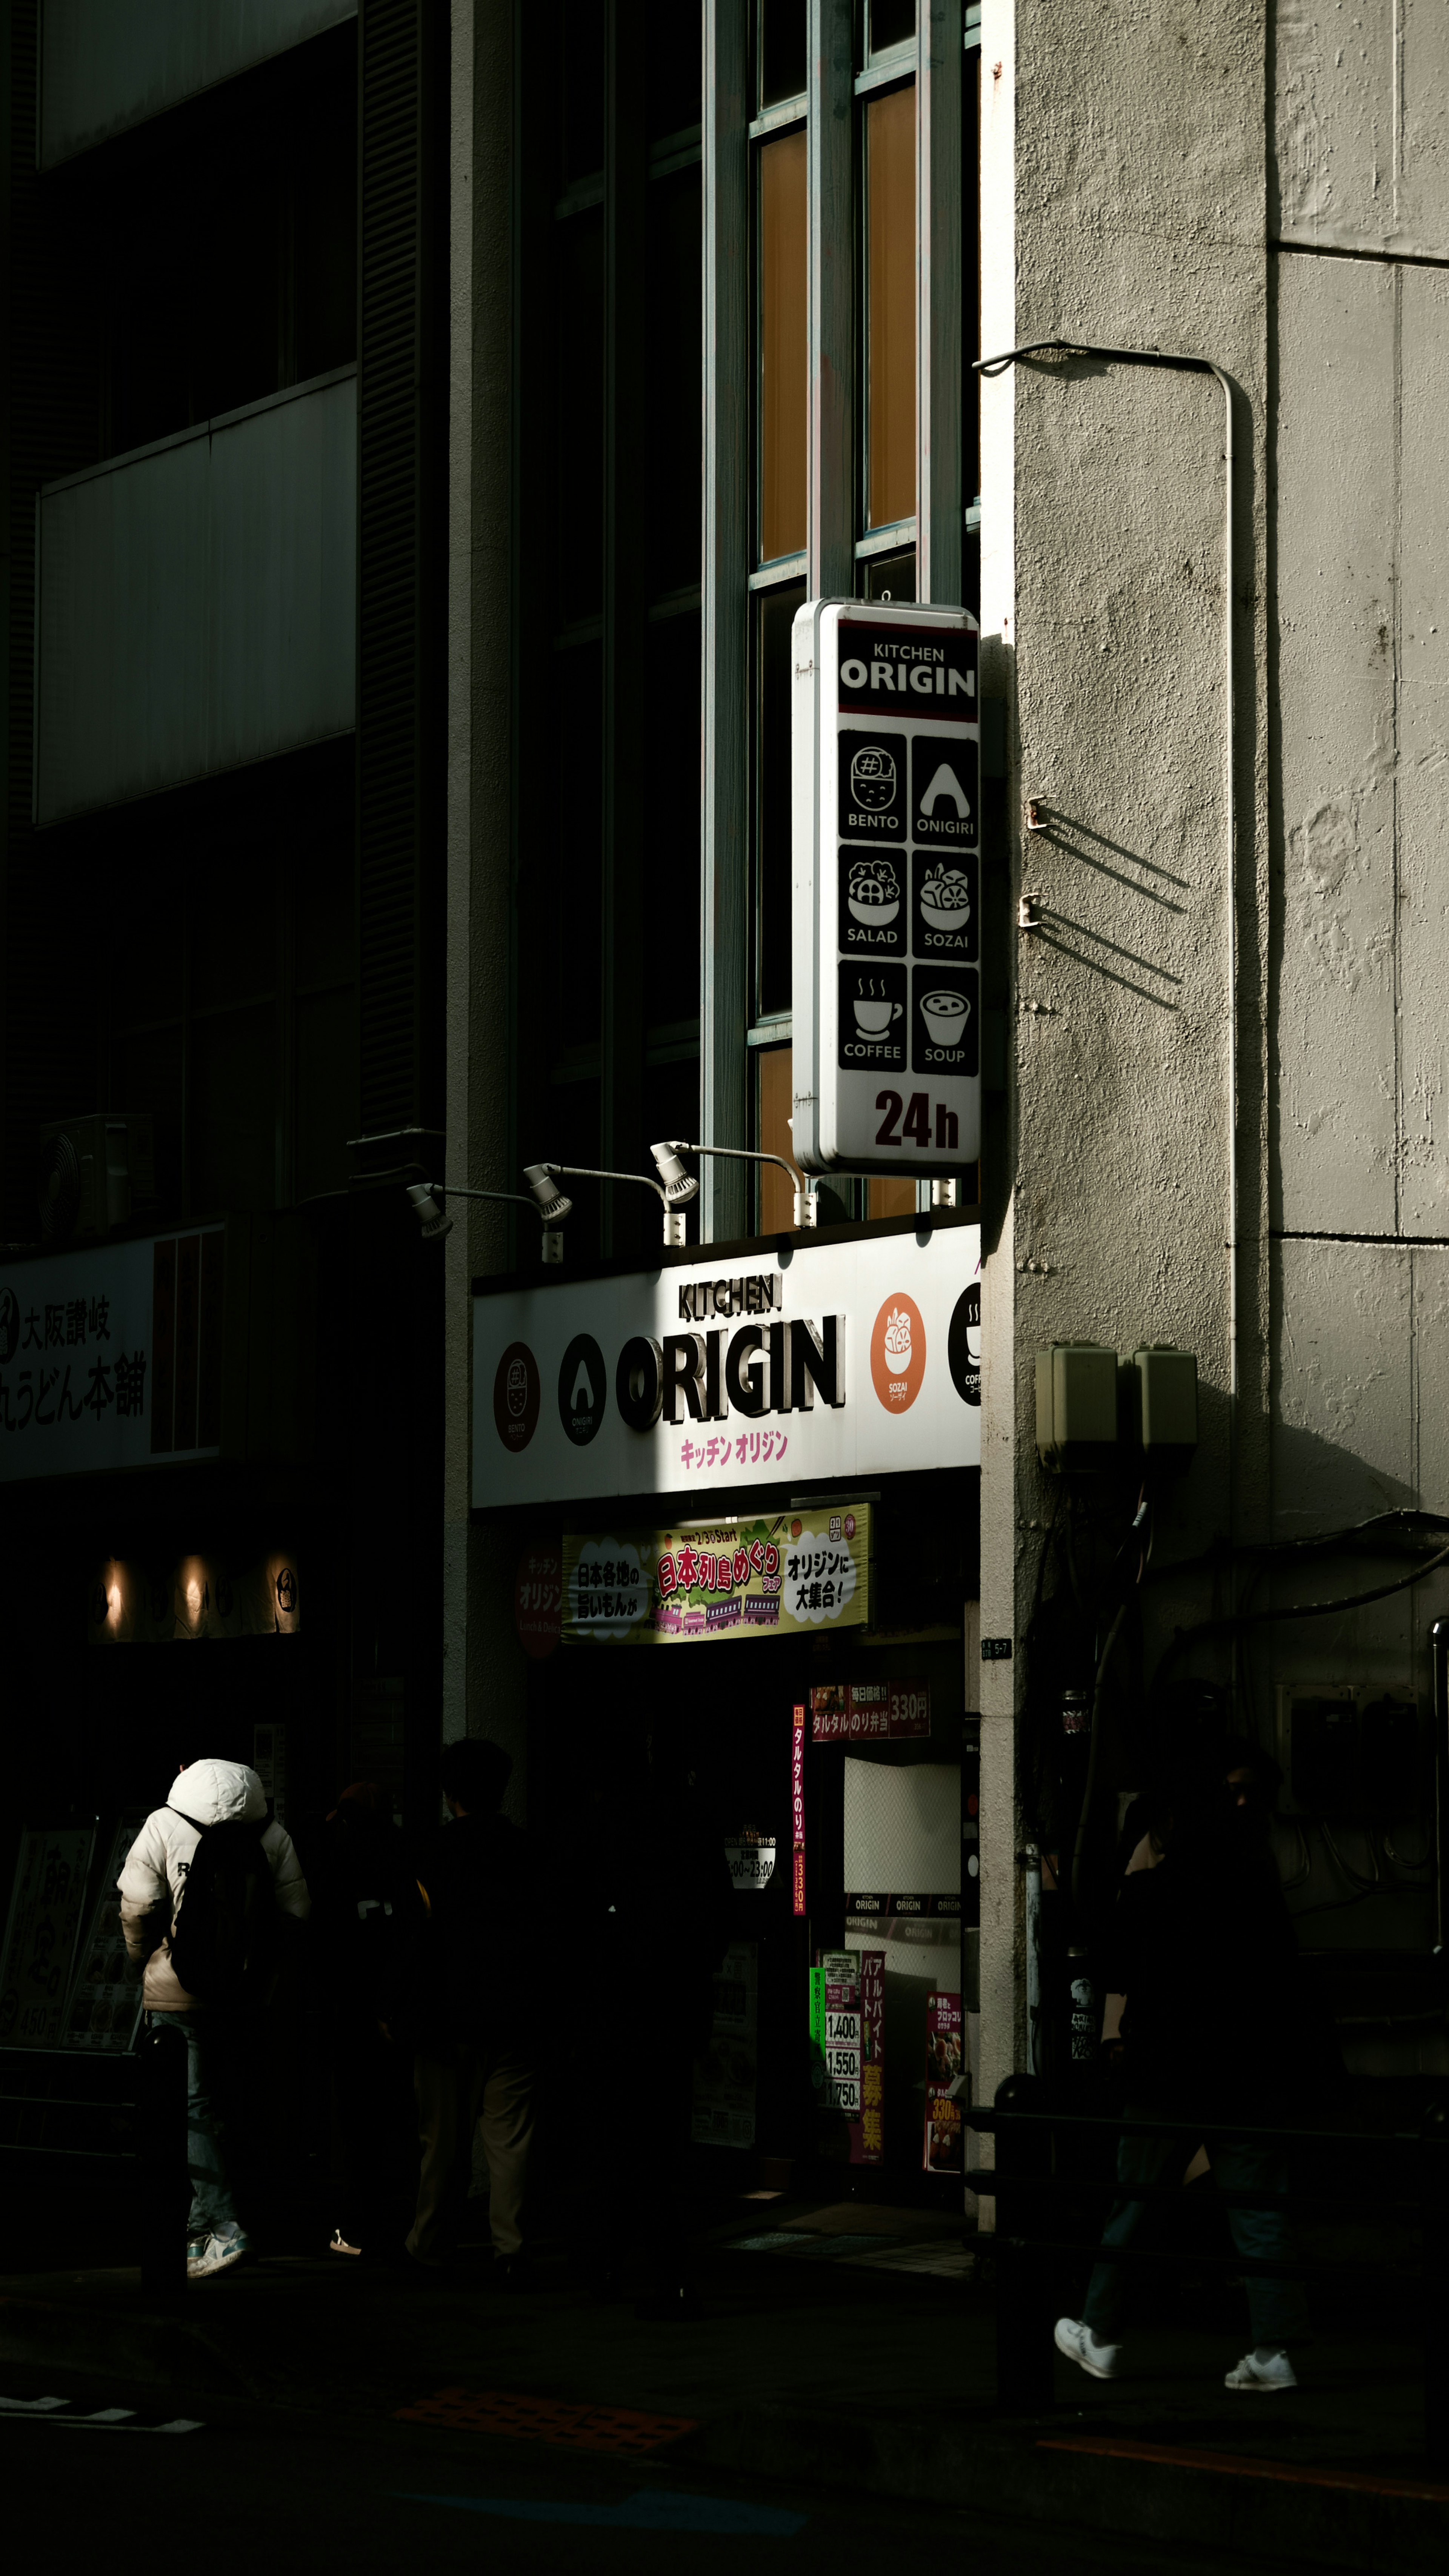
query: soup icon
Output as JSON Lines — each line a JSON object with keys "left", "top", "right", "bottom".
{"left": 921, "top": 989, "right": 970, "bottom": 1047}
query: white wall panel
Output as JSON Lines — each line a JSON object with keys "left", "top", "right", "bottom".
{"left": 1275, "top": 0, "right": 1449, "bottom": 259}
{"left": 1273, "top": 254, "right": 1398, "bottom": 1234}
{"left": 1395, "top": 268, "right": 1449, "bottom": 1236}
{"left": 40, "top": 0, "right": 355, "bottom": 168}
{"left": 36, "top": 373, "right": 356, "bottom": 825}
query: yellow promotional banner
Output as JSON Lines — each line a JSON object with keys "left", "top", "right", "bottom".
{"left": 561, "top": 1505, "right": 872, "bottom": 1647}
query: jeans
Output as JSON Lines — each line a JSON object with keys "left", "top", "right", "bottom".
{"left": 148, "top": 2010, "right": 241, "bottom": 2243}
{"left": 1082, "top": 2120, "right": 1310, "bottom": 2349}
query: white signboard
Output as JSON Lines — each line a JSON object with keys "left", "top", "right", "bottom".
{"left": 0, "top": 1228, "right": 222, "bottom": 1481}
{"left": 471, "top": 1223, "right": 981, "bottom": 1509}
{"left": 792, "top": 598, "right": 980, "bottom": 1174}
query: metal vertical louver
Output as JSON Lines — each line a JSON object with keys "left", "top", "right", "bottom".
{"left": 356, "top": 0, "right": 443, "bottom": 1135}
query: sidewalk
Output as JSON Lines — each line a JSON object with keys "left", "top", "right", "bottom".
{"left": 0, "top": 2198, "right": 1441, "bottom": 2572}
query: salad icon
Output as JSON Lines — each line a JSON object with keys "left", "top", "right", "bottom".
{"left": 848, "top": 860, "right": 900, "bottom": 926}
{"left": 919, "top": 864, "right": 972, "bottom": 928}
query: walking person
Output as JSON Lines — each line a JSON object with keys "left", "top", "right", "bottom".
{"left": 395, "top": 1738, "right": 537, "bottom": 2284}
{"left": 310, "top": 1779, "right": 422, "bottom": 2259}
{"left": 119, "top": 1755, "right": 310, "bottom": 2279}
{"left": 1055, "top": 1743, "right": 1312, "bottom": 2392}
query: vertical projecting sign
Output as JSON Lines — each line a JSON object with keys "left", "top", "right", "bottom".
{"left": 792, "top": 600, "right": 981, "bottom": 1174}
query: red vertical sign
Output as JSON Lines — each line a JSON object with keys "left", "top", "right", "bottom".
{"left": 791, "top": 1702, "right": 806, "bottom": 1916}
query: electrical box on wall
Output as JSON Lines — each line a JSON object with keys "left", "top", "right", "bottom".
{"left": 1130, "top": 1344, "right": 1198, "bottom": 1460}
{"left": 1035, "top": 1343, "right": 1118, "bottom": 1472}
{"left": 1276, "top": 1684, "right": 1421, "bottom": 1819}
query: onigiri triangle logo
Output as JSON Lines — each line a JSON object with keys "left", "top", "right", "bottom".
{"left": 870, "top": 1292, "right": 926, "bottom": 1412}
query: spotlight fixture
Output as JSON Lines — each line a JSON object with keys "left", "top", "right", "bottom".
{"left": 523, "top": 1164, "right": 575, "bottom": 1226}
{"left": 649, "top": 1142, "right": 700, "bottom": 1208}
{"left": 406, "top": 1183, "right": 452, "bottom": 1241}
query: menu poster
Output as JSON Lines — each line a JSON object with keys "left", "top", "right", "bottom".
{"left": 924, "top": 1989, "right": 964, "bottom": 2174}
{"left": 811, "top": 1681, "right": 931, "bottom": 1743}
{"left": 812, "top": 1948, "right": 861, "bottom": 2119}
{"left": 691, "top": 1941, "right": 759, "bottom": 2149}
{"left": 0, "top": 1827, "right": 94, "bottom": 2047}
{"left": 63, "top": 1818, "right": 145, "bottom": 2052}
{"left": 851, "top": 1946, "right": 886, "bottom": 2166}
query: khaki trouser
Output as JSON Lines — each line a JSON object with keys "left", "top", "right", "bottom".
{"left": 406, "top": 2040, "right": 534, "bottom": 2263}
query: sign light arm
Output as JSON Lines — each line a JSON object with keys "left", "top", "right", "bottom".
{"left": 666, "top": 1140, "right": 821, "bottom": 1233}
{"left": 405, "top": 1180, "right": 565, "bottom": 1265}
{"left": 540, "top": 1162, "right": 686, "bottom": 1248}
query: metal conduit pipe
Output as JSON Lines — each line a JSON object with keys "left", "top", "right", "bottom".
{"left": 972, "top": 338, "right": 1241, "bottom": 1543}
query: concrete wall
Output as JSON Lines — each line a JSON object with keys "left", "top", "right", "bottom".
{"left": 441, "top": 0, "right": 528, "bottom": 1814}
{"left": 35, "top": 371, "right": 356, "bottom": 822}
{"left": 978, "top": 0, "right": 1449, "bottom": 2087}
{"left": 40, "top": 0, "right": 356, "bottom": 167}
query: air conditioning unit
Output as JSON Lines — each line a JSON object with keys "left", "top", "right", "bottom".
{"left": 37, "top": 1114, "right": 156, "bottom": 1247}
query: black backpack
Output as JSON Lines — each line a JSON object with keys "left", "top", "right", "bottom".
{"left": 167, "top": 1808, "right": 277, "bottom": 2003}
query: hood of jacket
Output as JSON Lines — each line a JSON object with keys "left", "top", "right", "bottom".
{"left": 165, "top": 1758, "right": 267, "bottom": 1829}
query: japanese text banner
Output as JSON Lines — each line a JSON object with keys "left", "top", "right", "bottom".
{"left": 561, "top": 1505, "right": 872, "bottom": 1647}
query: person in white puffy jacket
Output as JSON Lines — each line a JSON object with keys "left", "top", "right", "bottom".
{"left": 119, "top": 1757, "right": 310, "bottom": 2280}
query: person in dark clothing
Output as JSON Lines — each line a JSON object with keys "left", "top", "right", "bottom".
{"left": 309, "top": 1780, "right": 422, "bottom": 2259}
{"left": 1055, "top": 1741, "right": 1312, "bottom": 2393}
{"left": 394, "top": 1737, "right": 536, "bottom": 2282}
{"left": 577, "top": 1725, "right": 735, "bottom": 2319}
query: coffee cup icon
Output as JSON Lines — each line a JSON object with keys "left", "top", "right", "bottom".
{"left": 854, "top": 994, "right": 903, "bottom": 1036}
{"left": 921, "top": 989, "right": 970, "bottom": 1047}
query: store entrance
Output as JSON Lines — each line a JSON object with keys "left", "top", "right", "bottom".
{"left": 528, "top": 1629, "right": 969, "bottom": 2199}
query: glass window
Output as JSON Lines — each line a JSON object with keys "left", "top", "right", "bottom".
{"left": 561, "top": 0, "right": 606, "bottom": 186}
{"left": 868, "top": 1176, "right": 917, "bottom": 1219}
{"left": 755, "top": 578, "right": 806, "bottom": 1018}
{"left": 549, "top": 640, "right": 604, "bottom": 1049}
{"left": 862, "top": 547, "right": 915, "bottom": 602}
{"left": 553, "top": 208, "right": 605, "bottom": 621}
{"left": 866, "top": 83, "right": 915, "bottom": 529}
{"left": 869, "top": 0, "right": 917, "bottom": 51}
{"left": 760, "top": 129, "right": 807, "bottom": 563}
{"left": 759, "top": 0, "right": 807, "bottom": 109}
{"left": 757, "top": 1044, "right": 796, "bottom": 1231}
{"left": 647, "top": 0, "right": 702, "bottom": 142}
{"left": 646, "top": 169, "right": 703, "bottom": 595}
{"left": 645, "top": 610, "right": 701, "bottom": 1011}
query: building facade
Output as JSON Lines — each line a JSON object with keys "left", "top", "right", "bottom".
{"left": 0, "top": 0, "right": 450, "bottom": 1971}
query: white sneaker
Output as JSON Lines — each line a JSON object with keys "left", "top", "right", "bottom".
{"left": 1225, "top": 2346, "right": 1297, "bottom": 2392}
{"left": 189, "top": 2231, "right": 251, "bottom": 2279}
{"left": 1054, "top": 2316, "right": 1120, "bottom": 2380}
{"left": 329, "top": 2229, "right": 362, "bottom": 2258}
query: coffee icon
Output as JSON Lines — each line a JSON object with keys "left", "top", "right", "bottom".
{"left": 921, "top": 989, "right": 970, "bottom": 1047}
{"left": 851, "top": 745, "right": 897, "bottom": 811}
{"left": 855, "top": 992, "right": 904, "bottom": 1036}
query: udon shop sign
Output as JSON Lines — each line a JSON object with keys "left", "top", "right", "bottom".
{"left": 472, "top": 1224, "right": 980, "bottom": 1509}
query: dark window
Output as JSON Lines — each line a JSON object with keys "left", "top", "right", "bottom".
{"left": 645, "top": 168, "right": 703, "bottom": 596}
{"left": 755, "top": 579, "right": 806, "bottom": 1018}
{"left": 759, "top": 0, "right": 808, "bottom": 108}
{"left": 869, "top": 0, "right": 916, "bottom": 51}
{"left": 647, "top": 0, "right": 702, "bottom": 142}
{"left": 561, "top": 0, "right": 607, "bottom": 186}
{"left": 553, "top": 209, "right": 606, "bottom": 621}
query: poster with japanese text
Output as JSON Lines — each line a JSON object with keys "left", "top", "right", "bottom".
{"left": 851, "top": 1947, "right": 886, "bottom": 2166}
{"left": 0, "top": 1827, "right": 94, "bottom": 2047}
{"left": 924, "top": 1989, "right": 964, "bottom": 2173}
{"left": 561, "top": 1505, "right": 872, "bottom": 1646}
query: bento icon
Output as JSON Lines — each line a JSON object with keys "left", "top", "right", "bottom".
{"left": 850, "top": 745, "right": 896, "bottom": 811}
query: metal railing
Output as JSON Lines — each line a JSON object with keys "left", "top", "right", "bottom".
{"left": 969, "top": 2077, "right": 1449, "bottom": 2469}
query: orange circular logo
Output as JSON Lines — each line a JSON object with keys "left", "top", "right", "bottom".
{"left": 871, "top": 1293, "right": 926, "bottom": 1412}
